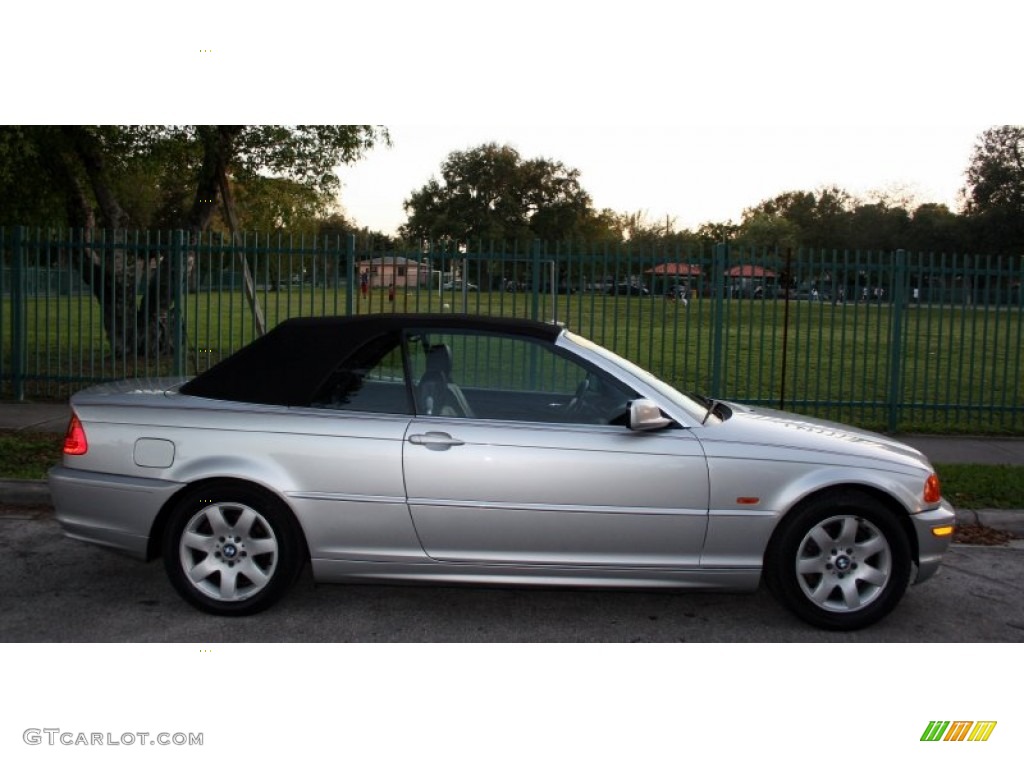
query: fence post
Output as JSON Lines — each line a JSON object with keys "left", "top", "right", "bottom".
{"left": 710, "top": 242, "right": 727, "bottom": 395}
{"left": 0, "top": 228, "right": 4, "bottom": 393}
{"left": 531, "top": 239, "right": 542, "bottom": 321}
{"left": 10, "top": 226, "right": 27, "bottom": 401}
{"left": 331, "top": 235, "right": 341, "bottom": 315}
{"left": 345, "top": 234, "right": 356, "bottom": 316}
{"left": 172, "top": 230, "right": 186, "bottom": 376}
{"left": 887, "top": 248, "right": 907, "bottom": 432}
{"left": 779, "top": 247, "right": 793, "bottom": 411}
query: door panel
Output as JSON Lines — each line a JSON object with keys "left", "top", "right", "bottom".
{"left": 404, "top": 418, "right": 709, "bottom": 567}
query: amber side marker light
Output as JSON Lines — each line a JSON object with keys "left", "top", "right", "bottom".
{"left": 932, "top": 525, "right": 955, "bottom": 538}
{"left": 923, "top": 473, "right": 942, "bottom": 504}
{"left": 63, "top": 415, "right": 88, "bottom": 456}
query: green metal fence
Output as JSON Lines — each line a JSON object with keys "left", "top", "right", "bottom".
{"left": 2, "top": 226, "right": 1022, "bottom": 434}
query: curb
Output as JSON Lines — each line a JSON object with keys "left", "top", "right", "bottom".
{"left": 0, "top": 480, "right": 51, "bottom": 506}
{"left": 957, "top": 509, "right": 1024, "bottom": 537}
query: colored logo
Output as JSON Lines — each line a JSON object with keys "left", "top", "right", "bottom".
{"left": 921, "top": 721, "right": 997, "bottom": 742}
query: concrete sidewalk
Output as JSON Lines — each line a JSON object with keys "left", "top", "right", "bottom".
{"left": 2, "top": 401, "right": 71, "bottom": 434}
{"left": 2, "top": 400, "right": 1023, "bottom": 535}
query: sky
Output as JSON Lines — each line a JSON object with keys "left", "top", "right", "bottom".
{"left": 5, "top": 3, "right": 1014, "bottom": 239}
{"left": 338, "top": 124, "right": 990, "bottom": 235}
{"left": 3, "top": 5, "right": 1012, "bottom": 242}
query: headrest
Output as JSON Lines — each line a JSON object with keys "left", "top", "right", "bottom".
{"left": 425, "top": 344, "right": 453, "bottom": 376}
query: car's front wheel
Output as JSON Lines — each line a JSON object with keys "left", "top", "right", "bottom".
{"left": 765, "top": 490, "right": 912, "bottom": 630}
{"left": 162, "top": 482, "right": 304, "bottom": 616}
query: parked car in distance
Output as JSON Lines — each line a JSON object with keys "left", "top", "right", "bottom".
{"left": 49, "top": 314, "right": 955, "bottom": 630}
{"left": 607, "top": 283, "right": 650, "bottom": 296}
{"left": 788, "top": 289, "right": 831, "bottom": 302}
{"left": 442, "top": 280, "right": 478, "bottom": 291}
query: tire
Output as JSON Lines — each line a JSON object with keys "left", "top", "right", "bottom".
{"left": 162, "top": 482, "right": 304, "bottom": 616}
{"left": 764, "top": 490, "right": 912, "bottom": 630}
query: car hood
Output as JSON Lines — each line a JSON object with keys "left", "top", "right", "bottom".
{"left": 697, "top": 401, "right": 931, "bottom": 471}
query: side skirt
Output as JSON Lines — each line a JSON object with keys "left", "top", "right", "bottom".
{"left": 311, "top": 558, "right": 762, "bottom": 592}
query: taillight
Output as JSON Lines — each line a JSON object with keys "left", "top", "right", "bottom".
{"left": 63, "top": 415, "right": 88, "bottom": 456}
{"left": 923, "top": 473, "right": 941, "bottom": 504}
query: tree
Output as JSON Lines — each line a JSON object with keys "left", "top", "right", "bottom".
{"left": 737, "top": 212, "right": 801, "bottom": 252}
{"left": 695, "top": 220, "right": 740, "bottom": 245}
{"left": 847, "top": 202, "right": 911, "bottom": 251}
{"left": 742, "top": 186, "right": 856, "bottom": 248}
{"left": 231, "top": 176, "right": 333, "bottom": 233}
{"left": 575, "top": 207, "right": 624, "bottom": 243}
{"left": 2, "top": 125, "right": 387, "bottom": 356}
{"left": 400, "top": 143, "right": 594, "bottom": 244}
{"left": 808, "top": 186, "right": 857, "bottom": 246}
{"left": 962, "top": 125, "right": 1024, "bottom": 253}
{"left": 743, "top": 191, "right": 817, "bottom": 236}
{"left": 0, "top": 126, "right": 75, "bottom": 225}
{"left": 906, "top": 203, "right": 969, "bottom": 253}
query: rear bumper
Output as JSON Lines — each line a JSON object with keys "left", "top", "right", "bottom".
{"left": 48, "top": 466, "right": 184, "bottom": 560}
{"left": 911, "top": 500, "right": 958, "bottom": 583}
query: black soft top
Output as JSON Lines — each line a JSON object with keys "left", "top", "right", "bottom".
{"left": 179, "top": 314, "right": 561, "bottom": 406}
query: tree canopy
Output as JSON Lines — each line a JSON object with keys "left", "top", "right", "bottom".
{"left": 400, "top": 143, "right": 598, "bottom": 244}
{"left": 0, "top": 125, "right": 388, "bottom": 357}
{"left": 962, "top": 125, "right": 1024, "bottom": 253}
{"left": 734, "top": 183, "right": 978, "bottom": 254}
{"left": 3, "top": 124, "right": 1021, "bottom": 257}
{"left": 0, "top": 125, "right": 388, "bottom": 232}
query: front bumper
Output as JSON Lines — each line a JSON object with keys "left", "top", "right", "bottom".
{"left": 911, "top": 499, "right": 958, "bottom": 583}
{"left": 48, "top": 466, "right": 184, "bottom": 560}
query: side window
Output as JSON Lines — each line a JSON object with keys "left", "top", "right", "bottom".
{"left": 308, "top": 333, "right": 412, "bottom": 414}
{"left": 407, "top": 330, "right": 636, "bottom": 425}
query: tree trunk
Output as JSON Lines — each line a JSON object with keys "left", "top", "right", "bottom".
{"left": 218, "top": 151, "right": 266, "bottom": 336}
{"left": 137, "top": 126, "right": 246, "bottom": 357}
{"left": 59, "top": 125, "right": 249, "bottom": 363}
{"left": 56, "top": 136, "right": 139, "bottom": 360}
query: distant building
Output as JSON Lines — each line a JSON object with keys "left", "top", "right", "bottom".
{"left": 724, "top": 264, "right": 778, "bottom": 298}
{"left": 357, "top": 256, "right": 431, "bottom": 289}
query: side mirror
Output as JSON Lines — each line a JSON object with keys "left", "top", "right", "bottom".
{"left": 628, "top": 399, "right": 673, "bottom": 431}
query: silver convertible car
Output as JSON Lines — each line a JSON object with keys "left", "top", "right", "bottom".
{"left": 49, "top": 314, "right": 956, "bottom": 630}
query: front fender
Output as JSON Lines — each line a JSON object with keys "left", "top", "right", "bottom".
{"left": 701, "top": 458, "right": 932, "bottom": 569}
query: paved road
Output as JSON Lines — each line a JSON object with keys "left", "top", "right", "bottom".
{"left": 3, "top": 508, "right": 1022, "bottom": 642}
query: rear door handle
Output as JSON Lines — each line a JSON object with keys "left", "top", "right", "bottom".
{"left": 408, "top": 432, "right": 465, "bottom": 450}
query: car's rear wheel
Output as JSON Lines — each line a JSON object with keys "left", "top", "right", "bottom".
{"left": 162, "top": 482, "right": 303, "bottom": 616}
{"left": 765, "top": 490, "right": 912, "bottom": 630}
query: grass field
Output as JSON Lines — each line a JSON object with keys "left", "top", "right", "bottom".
{"left": 3, "top": 287, "right": 1022, "bottom": 433}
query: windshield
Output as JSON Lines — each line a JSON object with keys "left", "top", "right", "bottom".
{"left": 561, "top": 331, "right": 719, "bottom": 424}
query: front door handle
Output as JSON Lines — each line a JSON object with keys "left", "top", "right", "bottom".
{"left": 408, "top": 432, "right": 465, "bottom": 450}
